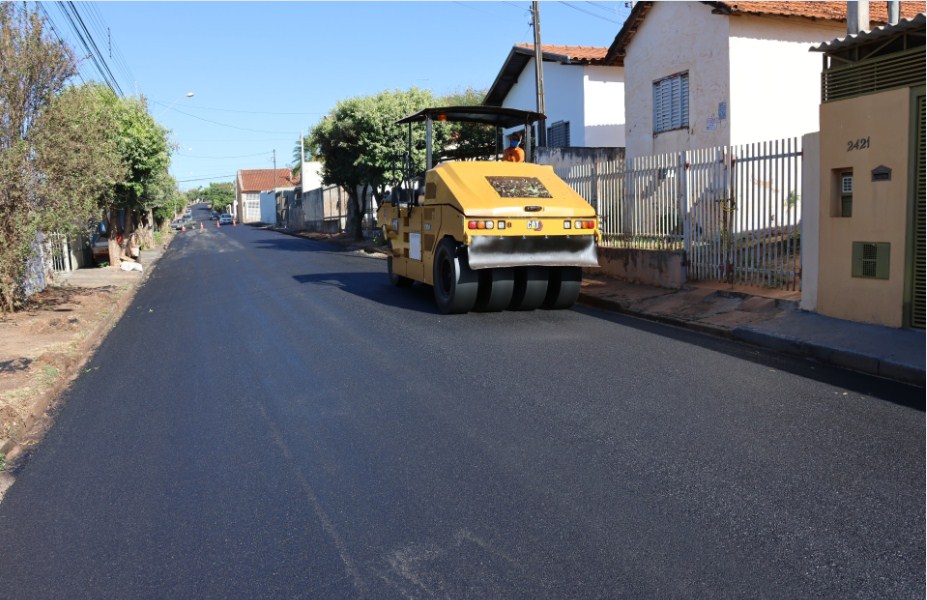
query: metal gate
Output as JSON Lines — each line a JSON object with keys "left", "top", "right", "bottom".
{"left": 552, "top": 137, "right": 803, "bottom": 291}
{"left": 687, "top": 138, "right": 802, "bottom": 290}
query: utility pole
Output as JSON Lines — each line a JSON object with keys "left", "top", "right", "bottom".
{"left": 532, "top": 1, "right": 547, "bottom": 149}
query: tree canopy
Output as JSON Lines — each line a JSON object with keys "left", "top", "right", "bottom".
{"left": 306, "top": 87, "right": 489, "bottom": 239}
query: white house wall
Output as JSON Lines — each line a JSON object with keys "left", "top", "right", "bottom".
{"left": 728, "top": 17, "right": 844, "bottom": 147}
{"left": 502, "top": 59, "right": 624, "bottom": 148}
{"left": 584, "top": 65, "right": 625, "bottom": 147}
{"left": 624, "top": 2, "right": 731, "bottom": 158}
{"left": 259, "top": 190, "right": 276, "bottom": 224}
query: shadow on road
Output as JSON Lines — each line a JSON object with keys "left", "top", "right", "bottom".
{"left": 292, "top": 271, "right": 438, "bottom": 313}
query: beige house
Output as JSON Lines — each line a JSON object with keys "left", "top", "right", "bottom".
{"left": 803, "top": 13, "right": 925, "bottom": 329}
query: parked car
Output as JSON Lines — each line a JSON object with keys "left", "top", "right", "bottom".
{"left": 210, "top": 211, "right": 219, "bottom": 220}
{"left": 91, "top": 234, "right": 110, "bottom": 265}
{"left": 219, "top": 214, "right": 233, "bottom": 225}
{"left": 171, "top": 218, "right": 193, "bottom": 230}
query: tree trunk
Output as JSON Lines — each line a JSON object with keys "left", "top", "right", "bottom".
{"left": 352, "top": 183, "right": 369, "bottom": 241}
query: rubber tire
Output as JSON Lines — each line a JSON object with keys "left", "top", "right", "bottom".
{"left": 508, "top": 266, "right": 549, "bottom": 311}
{"left": 388, "top": 256, "right": 413, "bottom": 287}
{"left": 474, "top": 268, "right": 515, "bottom": 312}
{"left": 542, "top": 266, "right": 582, "bottom": 309}
{"left": 433, "top": 238, "right": 478, "bottom": 314}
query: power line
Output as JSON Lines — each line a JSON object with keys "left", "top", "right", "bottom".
{"left": 176, "top": 173, "right": 237, "bottom": 183}
{"left": 49, "top": 2, "right": 123, "bottom": 95}
{"left": 558, "top": 2, "right": 624, "bottom": 24}
{"left": 152, "top": 100, "right": 324, "bottom": 117}
{"left": 63, "top": 2, "right": 123, "bottom": 95}
{"left": 167, "top": 106, "right": 296, "bottom": 135}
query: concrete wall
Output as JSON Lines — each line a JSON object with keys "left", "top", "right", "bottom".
{"left": 595, "top": 247, "right": 687, "bottom": 289}
{"left": 800, "top": 132, "right": 821, "bottom": 312}
{"left": 816, "top": 86, "right": 913, "bottom": 327}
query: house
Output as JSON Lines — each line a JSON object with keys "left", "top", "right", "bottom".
{"left": 484, "top": 43, "right": 625, "bottom": 148}
{"left": 802, "top": 12, "right": 925, "bottom": 329}
{"left": 234, "top": 168, "right": 295, "bottom": 224}
{"left": 603, "top": 1, "right": 922, "bottom": 159}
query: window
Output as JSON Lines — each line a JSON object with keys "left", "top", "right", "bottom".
{"left": 840, "top": 171, "right": 853, "bottom": 217}
{"left": 653, "top": 73, "right": 689, "bottom": 134}
{"left": 547, "top": 121, "right": 571, "bottom": 147}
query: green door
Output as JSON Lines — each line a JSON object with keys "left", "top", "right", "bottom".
{"left": 909, "top": 89, "right": 925, "bottom": 329}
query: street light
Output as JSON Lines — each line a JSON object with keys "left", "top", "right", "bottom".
{"left": 155, "top": 92, "right": 195, "bottom": 119}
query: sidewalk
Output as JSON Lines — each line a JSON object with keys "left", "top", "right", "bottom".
{"left": 578, "top": 276, "right": 925, "bottom": 388}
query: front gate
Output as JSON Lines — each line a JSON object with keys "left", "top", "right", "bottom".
{"left": 549, "top": 137, "right": 803, "bottom": 291}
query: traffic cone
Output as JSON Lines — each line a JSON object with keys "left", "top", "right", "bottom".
{"left": 200, "top": 222, "right": 204, "bottom": 231}
{"left": 233, "top": 219, "right": 236, "bottom": 227}
{"left": 216, "top": 220, "right": 220, "bottom": 228}
{"left": 181, "top": 225, "right": 186, "bottom": 232}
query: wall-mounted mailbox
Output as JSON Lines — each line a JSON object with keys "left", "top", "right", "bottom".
{"left": 871, "top": 165, "right": 892, "bottom": 182}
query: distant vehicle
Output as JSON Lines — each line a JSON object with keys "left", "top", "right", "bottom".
{"left": 219, "top": 214, "right": 233, "bottom": 225}
{"left": 210, "top": 211, "right": 219, "bottom": 220}
{"left": 171, "top": 218, "right": 193, "bottom": 230}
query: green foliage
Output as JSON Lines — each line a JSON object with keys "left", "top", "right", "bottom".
{"left": 111, "top": 95, "right": 171, "bottom": 212}
{"left": 199, "top": 182, "right": 235, "bottom": 213}
{"left": 438, "top": 87, "right": 497, "bottom": 162}
{"left": 0, "top": 3, "right": 75, "bottom": 312}
{"left": 31, "top": 83, "right": 127, "bottom": 236}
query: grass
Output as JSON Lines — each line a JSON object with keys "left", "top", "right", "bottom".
{"left": 37, "top": 366, "right": 59, "bottom": 388}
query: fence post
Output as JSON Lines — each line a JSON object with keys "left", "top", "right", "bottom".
{"left": 678, "top": 152, "right": 689, "bottom": 271}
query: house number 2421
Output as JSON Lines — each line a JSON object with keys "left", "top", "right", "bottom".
{"left": 847, "top": 137, "right": 870, "bottom": 151}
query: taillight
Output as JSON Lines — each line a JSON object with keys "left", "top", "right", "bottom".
{"left": 574, "top": 219, "right": 596, "bottom": 229}
{"left": 467, "top": 220, "right": 496, "bottom": 230}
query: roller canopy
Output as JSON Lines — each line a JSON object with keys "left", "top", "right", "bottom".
{"left": 396, "top": 106, "right": 545, "bottom": 128}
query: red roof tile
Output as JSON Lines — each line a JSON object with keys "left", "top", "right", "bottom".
{"left": 515, "top": 43, "right": 609, "bottom": 63}
{"left": 237, "top": 168, "right": 295, "bottom": 192}
{"left": 712, "top": 1, "right": 924, "bottom": 22}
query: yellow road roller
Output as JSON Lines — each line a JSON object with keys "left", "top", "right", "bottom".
{"left": 377, "top": 106, "right": 600, "bottom": 314}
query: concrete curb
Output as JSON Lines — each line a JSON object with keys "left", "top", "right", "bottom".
{"left": 579, "top": 291, "right": 925, "bottom": 388}
{"left": 731, "top": 327, "right": 925, "bottom": 387}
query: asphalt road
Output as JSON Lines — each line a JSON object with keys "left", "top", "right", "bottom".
{"left": 1, "top": 219, "right": 923, "bottom": 599}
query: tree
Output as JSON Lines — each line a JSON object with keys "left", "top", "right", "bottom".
{"left": 438, "top": 88, "right": 497, "bottom": 162}
{"left": 31, "top": 83, "right": 127, "bottom": 237}
{"left": 307, "top": 87, "right": 442, "bottom": 240}
{"left": 198, "top": 182, "right": 234, "bottom": 213}
{"left": 0, "top": 3, "right": 75, "bottom": 311}
{"left": 102, "top": 95, "right": 172, "bottom": 263}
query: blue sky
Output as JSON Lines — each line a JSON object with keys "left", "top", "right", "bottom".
{"left": 42, "top": 1, "right": 632, "bottom": 191}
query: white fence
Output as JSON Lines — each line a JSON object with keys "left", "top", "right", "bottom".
{"left": 547, "top": 138, "right": 803, "bottom": 291}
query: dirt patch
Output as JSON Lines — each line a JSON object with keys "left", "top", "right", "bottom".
{"left": 0, "top": 283, "right": 127, "bottom": 466}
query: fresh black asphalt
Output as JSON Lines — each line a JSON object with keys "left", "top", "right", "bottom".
{"left": 1, "top": 215, "right": 923, "bottom": 598}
